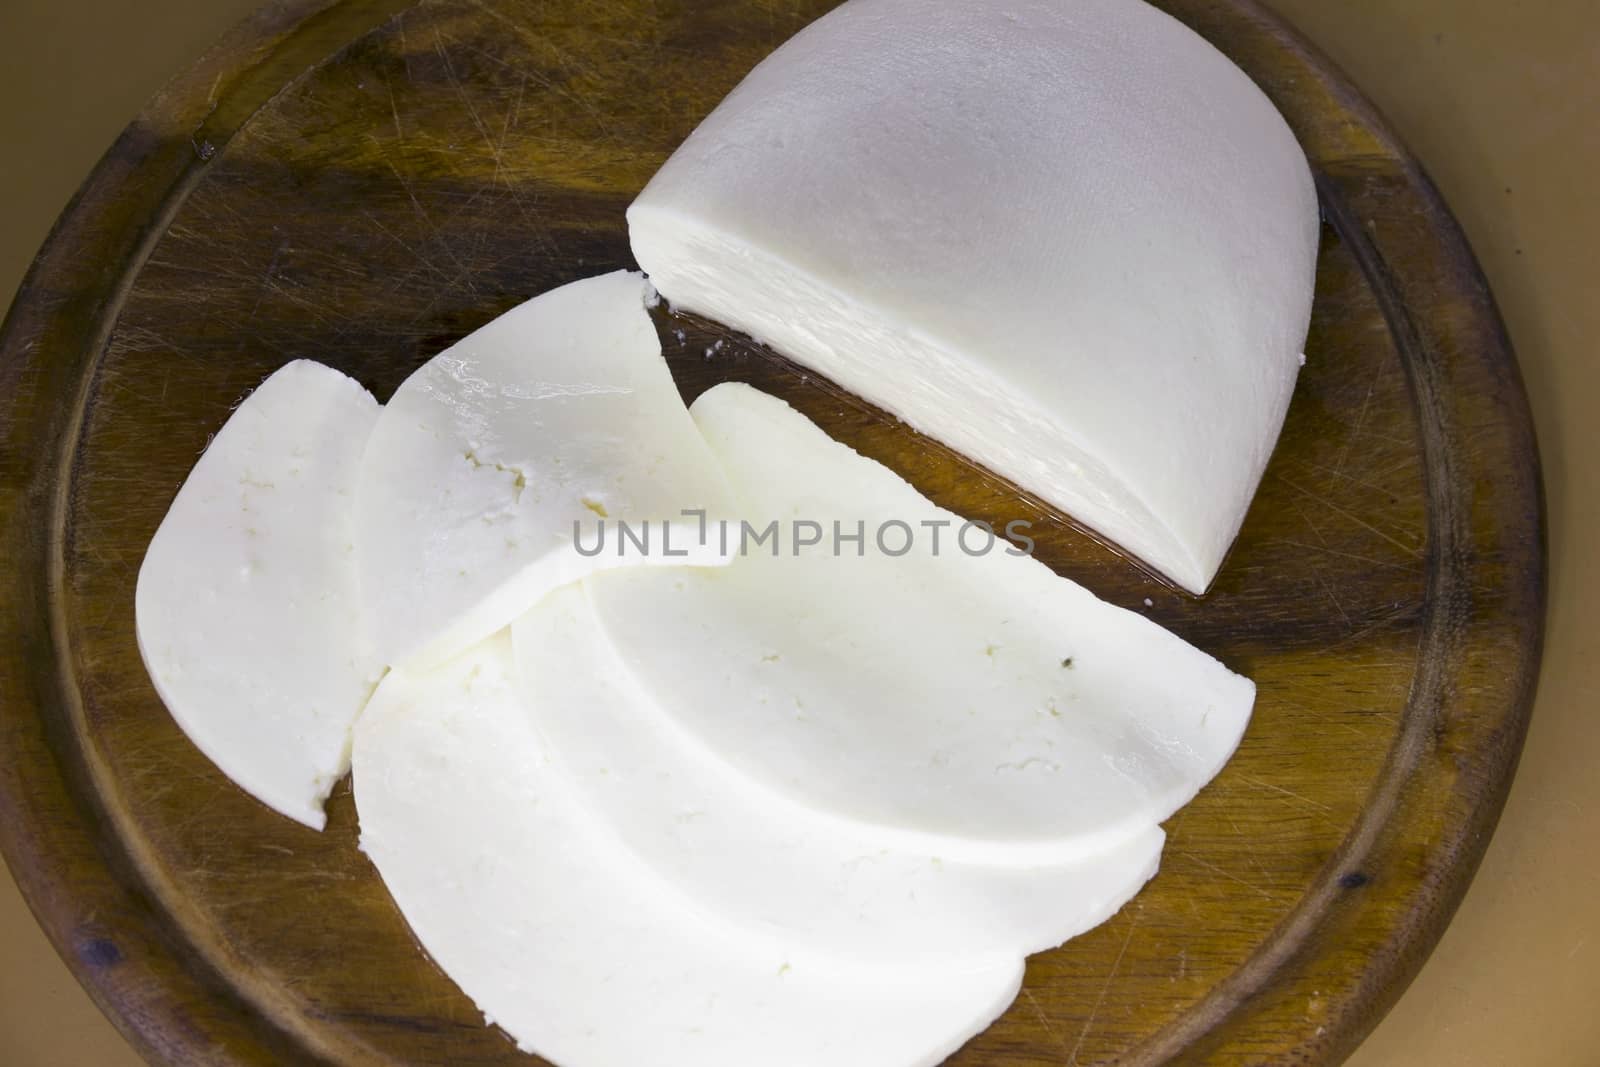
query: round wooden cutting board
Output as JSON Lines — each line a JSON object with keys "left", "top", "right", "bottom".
{"left": 0, "top": 0, "right": 1544, "bottom": 1064}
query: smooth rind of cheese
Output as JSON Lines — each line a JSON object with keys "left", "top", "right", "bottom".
{"left": 355, "top": 270, "right": 735, "bottom": 671}
{"left": 135, "top": 360, "right": 381, "bottom": 830}
{"left": 512, "top": 582, "right": 1163, "bottom": 965}
{"left": 588, "top": 383, "right": 1256, "bottom": 861}
{"left": 628, "top": 0, "right": 1319, "bottom": 594}
{"left": 353, "top": 634, "right": 1023, "bottom": 1067}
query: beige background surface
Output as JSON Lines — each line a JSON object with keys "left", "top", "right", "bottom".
{"left": 1, "top": 1, "right": 1594, "bottom": 1064}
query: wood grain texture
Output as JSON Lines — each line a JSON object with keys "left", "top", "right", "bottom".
{"left": 0, "top": 1, "right": 1543, "bottom": 1065}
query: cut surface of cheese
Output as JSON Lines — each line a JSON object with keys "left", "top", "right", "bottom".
{"left": 353, "top": 634, "right": 1023, "bottom": 1067}
{"left": 356, "top": 270, "right": 734, "bottom": 670}
{"left": 588, "top": 383, "right": 1256, "bottom": 861}
{"left": 135, "top": 360, "right": 381, "bottom": 830}
{"left": 512, "top": 583, "right": 1163, "bottom": 965}
{"left": 629, "top": 0, "right": 1320, "bottom": 593}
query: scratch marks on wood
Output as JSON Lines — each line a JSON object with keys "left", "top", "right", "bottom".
{"left": 395, "top": 9, "right": 412, "bottom": 83}
{"left": 1174, "top": 850, "right": 1277, "bottom": 901}
{"left": 1023, "top": 986, "right": 1070, "bottom": 1057}
{"left": 361, "top": 208, "right": 448, "bottom": 289}
{"left": 1331, "top": 361, "right": 1384, "bottom": 486}
{"left": 378, "top": 156, "right": 482, "bottom": 293}
{"left": 462, "top": 0, "right": 622, "bottom": 140}
{"left": 382, "top": 70, "right": 405, "bottom": 142}
{"left": 1309, "top": 556, "right": 1355, "bottom": 629}
{"left": 496, "top": 72, "right": 527, "bottom": 169}
{"left": 1269, "top": 538, "right": 1417, "bottom": 573}
{"left": 243, "top": 238, "right": 292, "bottom": 321}
{"left": 1276, "top": 472, "right": 1424, "bottom": 558}
{"left": 433, "top": 29, "right": 504, "bottom": 184}
{"left": 1069, "top": 911, "right": 1139, "bottom": 1065}
{"left": 1316, "top": 605, "right": 1421, "bottom": 656}
{"left": 1238, "top": 774, "right": 1335, "bottom": 815}
{"left": 1294, "top": 457, "right": 1412, "bottom": 504}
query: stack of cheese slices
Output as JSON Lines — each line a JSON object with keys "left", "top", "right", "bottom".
{"left": 135, "top": 0, "right": 1317, "bottom": 1064}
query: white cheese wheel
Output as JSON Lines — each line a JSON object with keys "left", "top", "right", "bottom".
{"left": 356, "top": 270, "right": 735, "bottom": 670}
{"left": 135, "top": 360, "right": 380, "bottom": 830}
{"left": 629, "top": 0, "right": 1319, "bottom": 593}
{"left": 588, "top": 383, "right": 1255, "bottom": 861}
{"left": 353, "top": 634, "right": 1022, "bottom": 1067}
{"left": 512, "top": 582, "right": 1162, "bottom": 965}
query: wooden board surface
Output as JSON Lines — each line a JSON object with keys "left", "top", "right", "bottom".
{"left": 0, "top": 0, "right": 1544, "bottom": 1064}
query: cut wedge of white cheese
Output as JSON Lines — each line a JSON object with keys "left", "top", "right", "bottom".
{"left": 355, "top": 270, "right": 734, "bottom": 670}
{"left": 353, "top": 634, "right": 1023, "bottom": 1067}
{"left": 588, "top": 383, "right": 1256, "bottom": 861}
{"left": 135, "top": 360, "right": 381, "bottom": 830}
{"left": 512, "top": 582, "right": 1163, "bottom": 965}
{"left": 629, "top": 0, "right": 1320, "bottom": 593}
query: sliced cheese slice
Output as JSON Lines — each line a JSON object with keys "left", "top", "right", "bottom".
{"left": 135, "top": 360, "right": 381, "bottom": 830}
{"left": 512, "top": 582, "right": 1163, "bottom": 965}
{"left": 629, "top": 0, "right": 1319, "bottom": 593}
{"left": 353, "top": 634, "right": 1022, "bottom": 1067}
{"left": 588, "top": 383, "right": 1255, "bottom": 861}
{"left": 356, "top": 270, "right": 734, "bottom": 670}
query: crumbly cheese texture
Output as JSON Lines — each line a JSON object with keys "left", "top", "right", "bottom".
{"left": 513, "top": 583, "right": 1162, "bottom": 965}
{"left": 629, "top": 0, "right": 1319, "bottom": 593}
{"left": 355, "top": 270, "right": 735, "bottom": 670}
{"left": 588, "top": 384, "right": 1256, "bottom": 860}
{"left": 353, "top": 634, "right": 1023, "bottom": 1067}
{"left": 135, "top": 360, "right": 381, "bottom": 830}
